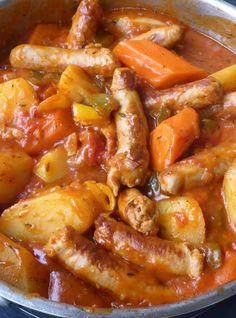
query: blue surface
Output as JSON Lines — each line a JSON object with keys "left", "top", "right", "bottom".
{"left": 1, "top": 0, "right": 236, "bottom": 317}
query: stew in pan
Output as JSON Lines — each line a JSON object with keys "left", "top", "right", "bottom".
{"left": 0, "top": 0, "right": 236, "bottom": 310}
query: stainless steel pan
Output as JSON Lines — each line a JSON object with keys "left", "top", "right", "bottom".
{"left": 0, "top": 0, "right": 236, "bottom": 317}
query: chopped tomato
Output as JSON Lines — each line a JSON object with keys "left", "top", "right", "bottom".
{"left": 75, "top": 130, "right": 106, "bottom": 167}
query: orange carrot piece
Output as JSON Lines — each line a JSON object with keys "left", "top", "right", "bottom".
{"left": 113, "top": 40, "right": 207, "bottom": 89}
{"left": 18, "top": 109, "right": 75, "bottom": 155}
{"left": 28, "top": 24, "right": 68, "bottom": 47}
{"left": 150, "top": 107, "right": 200, "bottom": 172}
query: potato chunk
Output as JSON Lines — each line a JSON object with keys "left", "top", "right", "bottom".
{"left": 211, "top": 64, "right": 236, "bottom": 92}
{"left": 58, "top": 65, "right": 100, "bottom": 104}
{"left": 0, "top": 184, "right": 109, "bottom": 244}
{"left": 157, "top": 197, "right": 206, "bottom": 244}
{"left": 0, "top": 147, "right": 33, "bottom": 204}
{"left": 34, "top": 146, "right": 69, "bottom": 183}
{"left": 0, "top": 232, "right": 49, "bottom": 296}
{"left": 0, "top": 78, "right": 38, "bottom": 121}
{"left": 223, "top": 161, "right": 236, "bottom": 229}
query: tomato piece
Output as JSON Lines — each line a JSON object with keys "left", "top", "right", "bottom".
{"left": 76, "top": 130, "right": 106, "bottom": 167}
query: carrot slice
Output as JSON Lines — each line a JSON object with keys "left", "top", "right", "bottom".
{"left": 113, "top": 40, "right": 207, "bottom": 89}
{"left": 150, "top": 107, "right": 200, "bottom": 172}
{"left": 28, "top": 24, "right": 67, "bottom": 46}
{"left": 16, "top": 109, "right": 75, "bottom": 155}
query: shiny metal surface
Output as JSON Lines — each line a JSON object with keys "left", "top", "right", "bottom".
{"left": 0, "top": 0, "right": 236, "bottom": 317}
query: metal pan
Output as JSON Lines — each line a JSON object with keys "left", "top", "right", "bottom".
{"left": 0, "top": 0, "right": 236, "bottom": 317}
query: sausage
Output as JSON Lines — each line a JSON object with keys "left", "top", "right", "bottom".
{"left": 143, "top": 77, "right": 223, "bottom": 111}
{"left": 160, "top": 141, "right": 236, "bottom": 195}
{"left": 132, "top": 25, "right": 185, "bottom": 49}
{"left": 67, "top": 0, "right": 102, "bottom": 49}
{"left": 10, "top": 44, "right": 118, "bottom": 77}
{"left": 118, "top": 188, "right": 159, "bottom": 235}
{"left": 94, "top": 215, "right": 204, "bottom": 278}
{"left": 44, "top": 226, "right": 176, "bottom": 304}
{"left": 107, "top": 68, "right": 149, "bottom": 196}
{"left": 216, "top": 92, "right": 236, "bottom": 119}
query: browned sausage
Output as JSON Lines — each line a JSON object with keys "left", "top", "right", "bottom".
{"left": 44, "top": 226, "right": 176, "bottom": 304}
{"left": 132, "top": 25, "right": 184, "bottom": 49}
{"left": 143, "top": 77, "right": 223, "bottom": 111}
{"left": 160, "top": 141, "right": 236, "bottom": 195}
{"left": 67, "top": 0, "right": 103, "bottom": 49}
{"left": 107, "top": 68, "right": 149, "bottom": 196}
{"left": 94, "top": 215, "right": 204, "bottom": 278}
{"left": 10, "top": 44, "right": 118, "bottom": 76}
{"left": 118, "top": 188, "right": 159, "bottom": 235}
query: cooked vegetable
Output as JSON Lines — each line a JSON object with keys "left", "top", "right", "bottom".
{"left": 118, "top": 188, "right": 159, "bottom": 235}
{"left": 38, "top": 93, "right": 71, "bottom": 113}
{"left": 0, "top": 183, "right": 114, "bottom": 244}
{"left": 34, "top": 146, "right": 68, "bottom": 183}
{"left": 95, "top": 215, "right": 204, "bottom": 278}
{"left": 223, "top": 161, "right": 236, "bottom": 229}
{"left": 88, "top": 93, "right": 119, "bottom": 117}
{"left": 0, "top": 147, "right": 33, "bottom": 204}
{"left": 72, "top": 102, "right": 100, "bottom": 124}
{"left": 203, "top": 243, "right": 222, "bottom": 269}
{"left": 154, "top": 106, "right": 171, "bottom": 125}
{"left": 150, "top": 107, "right": 200, "bottom": 172}
{"left": 146, "top": 173, "right": 161, "bottom": 198}
{"left": 211, "top": 64, "right": 236, "bottom": 91}
{"left": 0, "top": 78, "right": 38, "bottom": 121}
{"left": 28, "top": 23, "right": 67, "bottom": 46}
{"left": 58, "top": 65, "right": 100, "bottom": 104}
{"left": 67, "top": 0, "right": 102, "bottom": 49}
{"left": 113, "top": 40, "right": 207, "bottom": 89}
{"left": 160, "top": 141, "right": 236, "bottom": 195}
{"left": 45, "top": 226, "right": 176, "bottom": 304}
{"left": 84, "top": 181, "right": 116, "bottom": 212}
{"left": 0, "top": 232, "right": 49, "bottom": 296}
{"left": 132, "top": 24, "right": 184, "bottom": 48}
{"left": 143, "top": 77, "right": 223, "bottom": 111}
{"left": 10, "top": 44, "right": 118, "bottom": 76}
{"left": 157, "top": 197, "right": 206, "bottom": 244}
{"left": 19, "top": 109, "right": 75, "bottom": 155}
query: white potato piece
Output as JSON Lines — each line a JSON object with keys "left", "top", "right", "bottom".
{"left": 0, "top": 78, "right": 38, "bottom": 121}
{"left": 34, "top": 146, "right": 69, "bottom": 183}
{"left": 58, "top": 65, "right": 100, "bottom": 104}
{"left": 0, "top": 184, "right": 105, "bottom": 244}
{"left": 0, "top": 147, "right": 33, "bottom": 204}
{"left": 0, "top": 232, "right": 49, "bottom": 296}
{"left": 157, "top": 197, "right": 206, "bottom": 244}
{"left": 211, "top": 64, "right": 236, "bottom": 92}
{"left": 223, "top": 161, "right": 236, "bottom": 230}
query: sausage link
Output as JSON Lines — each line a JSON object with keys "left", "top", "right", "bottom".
{"left": 45, "top": 226, "right": 176, "bottom": 304}
{"left": 160, "top": 141, "right": 236, "bottom": 195}
{"left": 118, "top": 188, "right": 159, "bottom": 235}
{"left": 107, "top": 68, "right": 149, "bottom": 196}
{"left": 143, "top": 77, "right": 223, "bottom": 111}
{"left": 132, "top": 25, "right": 184, "bottom": 49}
{"left": 67, "top": 0, "right": 102, "bottom": 49}
{"left": 10, "top": 44, "right": 118, "bottom": 76}
{"left": 94, "top": 215, "right": 204, "bottom": 278}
